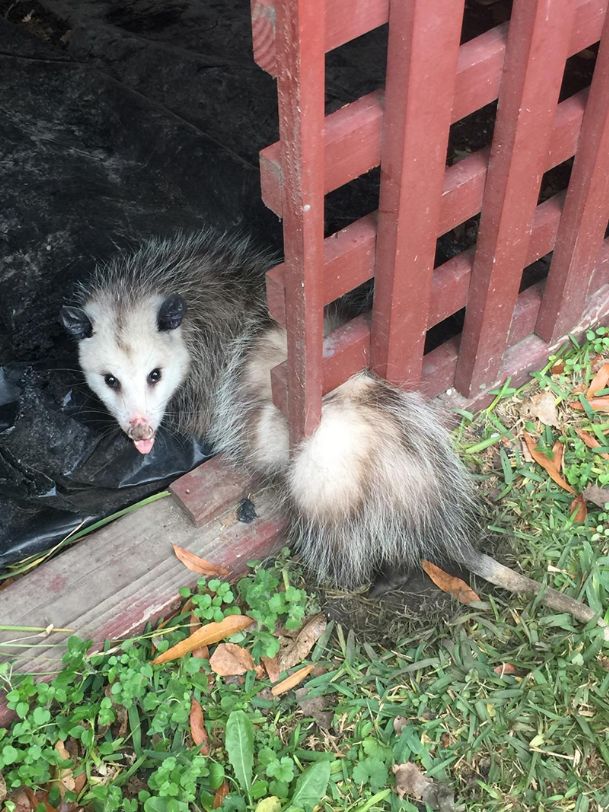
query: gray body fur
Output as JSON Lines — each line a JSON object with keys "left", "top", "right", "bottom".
{"left": 70, "top": 229, "right": 478, "bottom": 588}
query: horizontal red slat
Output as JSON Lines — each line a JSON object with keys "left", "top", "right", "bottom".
{"left": 251, "top": 0, "right": 389, "bottom": 76}
{"left": 266, "top": 88, "right": 585, "bottom": 326}
{"left": 259, "top": 0, "right": 605, "bottom": 217}
{"left": 271, "top": 239, "right": 609, "bottom": 412}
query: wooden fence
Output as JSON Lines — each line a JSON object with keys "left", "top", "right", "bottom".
{"left": 251, "top": 0, "right": 609, "bottom": 444}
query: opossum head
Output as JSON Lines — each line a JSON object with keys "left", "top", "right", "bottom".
{"left": 60, "top": 293, "right": 191, "bottom": 454}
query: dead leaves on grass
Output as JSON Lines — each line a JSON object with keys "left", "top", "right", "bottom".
{"left": 189, "top": 698, "right": 210, "bottom": 755}
{"left": 271, "top": 664, "right": 316, "bottom": 697}
{"left": 523, "top": 390, "right": 559, "bottom": 426}
{"left": 421, "top": 561, "right": 480, "bottom": 605}
{"left": 209, "top": 643, "right": 257, "bottom": 677}
{"left": 152, "top": 615, "right": 254, "bottom": 665}
{"left": 392, "top": 762, "right": 455, "bottom": 811}
{"left": 522, "top": 433, "right": 574, "bottom": 494}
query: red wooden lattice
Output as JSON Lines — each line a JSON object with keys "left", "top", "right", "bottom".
{"left": 251, "top": 0, "right": 609, "bottom": 441}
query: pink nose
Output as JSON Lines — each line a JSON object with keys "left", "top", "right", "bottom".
{"left": 128, "top": 417, "right": 154, "bottom": 441}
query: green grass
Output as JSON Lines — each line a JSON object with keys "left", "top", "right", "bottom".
{"left": 2, "top": 330, "right": 609, "bottom": 811}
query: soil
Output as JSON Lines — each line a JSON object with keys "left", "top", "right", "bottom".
{"left": 0, "top": 0, "right": 597, "bottom": 587}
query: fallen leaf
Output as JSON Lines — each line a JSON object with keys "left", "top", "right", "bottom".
{"left": 0, "top": 773, "right": 6, "bottom": 803}
{"left": 570, "top": 494, "right": 587, "bottom": 523}
{"left": 571, "top": 396, "right": 609, "bottom": 412}
{"left": 189, "top": 698, "right": 210, "bottom": 755}
{"left": 262, "top": 655, "right": 280, "bottom": 683}
{"left": 210, "top": 643, "right": 256, "bottom": 676}
{"left": 152, "top": 615, "right": 254, "bottom": 665}
{"left": 54, "top": 741, "right": 76, "bottom": 796}
{"left": 420, "top": 561, "right": 480, "bottom": 605}
{"left": 575, "top": 429, "right": 609, "bottom": 460}
{"left": 523, "top": 433, "right": 574, "bottom": 493}
{"left": 173, "top": 544, "right": 230, "bottom": 577}
{"left": 295, "top": 687, "right": 333, "bottom": 729}
{"left": 583, "top": 484, "right": 609, "bottom": 509}
{"left": 552, "top": 440, "right": 565, "bottom": 473}
{"left": 523, "top": 391, "right": 559, "bottom": 426}
{"left": 271, "top": 664, "right": 315, "bottom": 697}
{"left": 521, "top": 438, "right": 534, "bottom": 462}
{"left": 550, "top": 359, "right": 565, "bottom": 375}
{"left": 278, "top": 614, "right": 327, "bottom": 672}
{"left": 393, "top": 716, "right": 409, "bottom": 734}
{"left": 213, "top": 781, "right": 230, "bottom": 808}
{"left": 587, "top": 362, "right": 609, "bottom": 398}
{"left": 392, "top": 763, "right": 455, "bottom": 810}
{"left": 192, "top": 644, "right": 209, "bottom": 659}
{"left": 493, "top": 663, "right": 519, "bottom": 677}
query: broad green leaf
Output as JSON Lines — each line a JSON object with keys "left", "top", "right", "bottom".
{"left": 225, "top": 710, "right": 254, "bottom": 794}
{"left": 287, "top": 762, "right": 331, "bottom": 811}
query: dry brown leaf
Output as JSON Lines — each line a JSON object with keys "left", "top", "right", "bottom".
{"left": 54, "top": 741, "right": 76, "bottom": 796}
{"left": 571, "top": 396, "right": 609, "bottom": 412}
{"left": 192, "top": 644, "right": 209, "bottom": 659}
{"left": 524, "top": 391, "right": 559, "bottom": 426}
{"left": 583, "top": 484, "right": 609, "bottom": 508}
{"left": 209, "top": 643, "right": 256, "bottom": 676}
{"left": 393, "top": 716, "right": 409, "bottom": 734}
{"left": 213, "top": 781, "right": 230, "bottom": 808}
{"left": 521, "top": 438, "right": 534, "bottom": 462}
{"left": 552, "top": 440, "right": 565, "bottom": 473}
{"left": 493, "top": 663, "right": 519, "bottom": 677}
{"left": 189, "top": 698, "right": 210, "bottom": 755}
{"left": 587, "top": 362, "right": 609, "bottom": 398}
{"left": 421, "top": 560, "right": 480, "bottom": 605}
{"left": 172, "top": 544, "right": 230, "bottom": 577}
{"left": 569, "top": 495, "right": 587, "bottom": 523}
{"left": 152, "top": 615, "right": 253, "bottom": 665}
{"left": 575, "top": 429, "right": 609, "bottom": 461}
{"left": 551, "top": 359, "right": 566, "bottom": 375}
{"left": 262, "top": 655, "right": 281, "bottom": 683}
{"left": 0, "top": 773, "right": 6, "bottom": 804}
{"left": 523, "top": 433, "right": 574, "bottom": 493}
{"left": 271, "top": 664, "right": 315, "bottom": 697}
{"left": 392, "top": 763, "right": 455, "bottom": 810}
{"left": 295, "top": 687, "right": 334, "bottom": 729}
{"left": 278, "top": 614, "right": 327, "bottom": 672}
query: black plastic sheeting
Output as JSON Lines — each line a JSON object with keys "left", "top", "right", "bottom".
{"left": 0, "top": 363, "right": 212, "bottom": 567}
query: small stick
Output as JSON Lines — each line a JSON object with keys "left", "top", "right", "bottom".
{"left": 461, "top": 550, "right": 609, "bottom": 641}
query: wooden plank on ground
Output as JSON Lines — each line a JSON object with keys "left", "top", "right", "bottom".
{"left": 454, "top": 0, "right": 576, "bottom": 397}
{"left": 536, "top": 10, "right": 609, "bottom": 342}
{"left": 0, "top": 487, "right": 285, "bottom": 726}
{"left": 370, "top": 0, "right": 465, "bottom": 387}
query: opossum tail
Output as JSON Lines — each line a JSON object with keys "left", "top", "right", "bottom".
{"left": 285, "top": 372, "right": 477, "bottom": 589}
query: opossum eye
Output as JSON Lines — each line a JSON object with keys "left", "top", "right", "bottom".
{"left": 148, "top": 368, "right": 162, "bottom": 385}
{"left": 104, "top": 374, "right": 120, "bottom": 391}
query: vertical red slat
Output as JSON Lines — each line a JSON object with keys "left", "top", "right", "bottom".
{"left": 536, "top": 11, "right": 609, "bottom": 343}
{"left": 370, "top": 0, "right": 465, "bottom": 387}
{"left": 453, "top": 0, "right": 576, "bottom": 398}
{"left": 275, "top": 0, "right": 325, "bottom": 443}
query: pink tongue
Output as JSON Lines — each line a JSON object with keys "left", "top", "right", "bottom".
{"left": 134, "top": 437, "right": 155, "bottom": 454}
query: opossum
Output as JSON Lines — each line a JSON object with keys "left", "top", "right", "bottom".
{"left": 60, "top": 229, "right": 478, "bottom": 589}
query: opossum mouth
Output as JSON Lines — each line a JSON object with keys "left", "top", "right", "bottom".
{"left": 133, "top": 437, "right": 155, "bottom": 454}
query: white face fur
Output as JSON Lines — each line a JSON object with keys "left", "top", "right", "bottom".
{"left": 69, "top": 294, "right": 191, "bottom": 454}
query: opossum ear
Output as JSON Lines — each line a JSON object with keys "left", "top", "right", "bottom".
{"left": 59, "top": 306, "right": 93, "bottom": 340}
{"left": 157, "top": 294, "right": 186, "bottom": 331}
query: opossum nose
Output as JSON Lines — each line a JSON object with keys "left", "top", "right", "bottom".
{"left": 128, "top": 417, "right": 154, "bottom": 441}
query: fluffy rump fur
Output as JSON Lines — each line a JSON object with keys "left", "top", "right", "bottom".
{"left": 70, "top": 228, "right": 477, "bottom": 589}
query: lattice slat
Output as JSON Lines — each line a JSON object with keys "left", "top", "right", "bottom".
{"left": 537, "top": 7, "right": 609, "bottom": 343}
{"left": 454, "top": 0, "right": 576, "bottom": 397}
{"left": 370, "top": 0, "right": 465, "bottom": 387}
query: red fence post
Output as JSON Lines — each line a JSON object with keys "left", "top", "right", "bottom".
{"left": 536, "top": 11, "right": 609, "bottom": 343}
{"left": 370, "top": 0, "right": 465, "bottom": 388}
{"left": 275, "top": 0, "right": 325, "bottom": 444}
{"left": 453, "top": 0, "right": 576, "bottom": 398}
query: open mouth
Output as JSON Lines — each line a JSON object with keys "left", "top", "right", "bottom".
{"left": 133, "top": 436, "right": 155, "bottom": 454}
